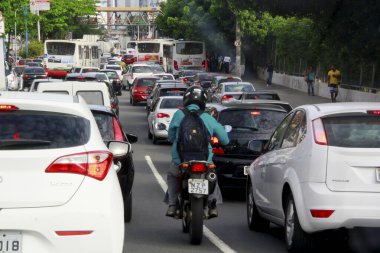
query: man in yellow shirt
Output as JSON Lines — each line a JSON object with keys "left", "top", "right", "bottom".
{"left": 327, "top": 65, "right": 341, "bottom": 102}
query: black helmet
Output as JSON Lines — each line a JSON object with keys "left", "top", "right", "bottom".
{"left": 183, "top": 86, "right": 207, "bottom": 110}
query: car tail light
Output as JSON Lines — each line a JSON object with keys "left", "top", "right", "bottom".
{"left": 367, "top": 110, "right": 380, "bottom": 115}
{"left": 0, "top": 105, "right": 19, "bottom": 111}
{"left": 250, "top": 111, "right": 261, "bottom": 116}
{"left": 210, "top": 136, "right": 220, "bottom": 146}
{"left": 23, "top": 75, "right": 29, "bottom": 79}
{"left": 183, "top": 77, "right": 188, "bottom": 83}
{"left": 174, "top": 60, "right": 178, "bottom": 70}
{"left": 111, "top": 101, "right": 117, "bottom": 109}
{"left": 212, "top": 147, "right": 225, "bottom": 154}
{"left": 159, "top": 57, "right": 163, "bottom": 65}
{"left": 41, "top": 74, "right": 48, "bottom": 79}
{"left": 310, "top": 209, "right": 335, "bottom": 218}
{"left": 202, "top": 60, "right": 206, "bottom": 68}
{"left": 45, "top": 151, "right": 113, "bottom": 181}
{"left": 55, "top": 230, "right": 93, "bottom": 236}
{"left": 191, "top": 163, "right": 206, "bottom": 173}
{"left": 157, "top": 112, "right": 170, "bottom": 118}
{"left": 312, "top": 118, "right": 327, "bottom": 145}
{"left": 112, "top": 117, "right": 124, "bottom": 141}
{"left": 221, "top": 95, "right": 233, "bottom": 101}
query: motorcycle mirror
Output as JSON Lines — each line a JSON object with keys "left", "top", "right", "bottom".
{"left": 224, "top": 125, "right": 232, "bottom": 133}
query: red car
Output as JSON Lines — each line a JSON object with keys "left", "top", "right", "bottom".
{"left": 130, "top": 76, "right": 158, "bottom": 106}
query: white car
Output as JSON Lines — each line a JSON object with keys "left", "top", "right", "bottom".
{"left": 71, "top": 66, "right": 100, "bottom": 74}
{"left": 105, "top": 65, "right": 123, "bottom": 79}
{"left": 152, "top": 73, "right": 175, "bottom": 80}
{"left": 0, "top": 91, "right": 128, "bottom": 253}
{"left": 245, "top": 102, "right": 380, "bottom": 252}
{"left": 122, "top": 63, "right": 153, "bottom": 90}
{"left": 211, "top": 81, "right": 255, "bottom": 103}
{"left": 147, "top": 96, "right": 183, "bottom": 144}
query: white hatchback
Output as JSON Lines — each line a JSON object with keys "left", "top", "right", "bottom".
{"left": 245, "top": 102, "right": 380, "bottom": 252}
{"left": 147, "top": 96, "right": 183, "bottom": 144}
{"left": 0, "top": 91, "right": 128, "bottom": 253}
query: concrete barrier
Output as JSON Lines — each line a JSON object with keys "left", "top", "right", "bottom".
{"left": 257, "top": 67, "right": 380, "bottom": 102}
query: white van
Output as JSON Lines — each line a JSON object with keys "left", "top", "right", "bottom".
{"left": 36, "top": 81, "right": 116, "bottom": 113}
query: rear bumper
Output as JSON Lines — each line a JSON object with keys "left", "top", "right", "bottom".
{"left": 299, "top": 182, "right": 380, "bottom": 233}
{"left": 46, "top": 69, "right": 68, "bottom": 78}
{"left": 132, "top": 94, "right": 148, "bottom": 102}
{"left": 0, "top": 171, "right": 124, "bottom": 253}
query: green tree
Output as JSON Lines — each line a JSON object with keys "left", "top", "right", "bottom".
{"left": 18, "top": 40, "right": 43, "bottom": 58}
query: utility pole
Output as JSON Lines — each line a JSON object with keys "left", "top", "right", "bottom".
{"left": 0, "top": 11, "right": 6, "bottom": 90}
{"left": 235, "top": 15, "right": 242, "bottom": 78}
{"left": 37, "top": 10, "right": 41, "bottom": 41}
{"left": 15, "top": 10, "right": 17, "bottom": 63}
{"left": 24, "top": 6, "right": 28, "bottom": 58}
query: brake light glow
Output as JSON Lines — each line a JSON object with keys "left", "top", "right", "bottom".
{"left": 310, "top": 209, "right": 335, "bottom": 218}
{"left": 45, "top": 151, "right": 113, "bottom": 181}
{"left": 212, "top": 147, "right": 225, "bottom": 154}
{"left": 312, "top": 118, "right": 327, "bottom": 145}
{"left": 157, "top": 113, "right": 170, "bottom": 118}
{"left": 221, "top": 95, "right": 233, "bottom": 101}
{"left": 159, "top": 57, "right": 163, "bottom": 65}
{"left": 112, "top": 117, "right": 124, "bottom": 141}
{"left": 174, "top": 60, "right": 178, "bottom": 70}
{"left": 191, "top": 163, "right": 206, "bottom": 173}
{"left": 0, "top": 105, "right": 19, "bottom": 111}
{"left": 207, "top": 164, "right": 216, "bottom": 169}
{"left": 202, "top": 60, "right": 206, "bottom": 68}
{"left": 210, "top": 136, "right": 220, "bottom": 145}
{"left": 250, "top": 111, "right": 261, "bottom": 116}
{"left": 183, "top": 78, "right": 188, "bottom": 82}
{"left": 55, "top": 231, "right": 93, "bottom": 236}
{"left": 367, "top": 110, "right": 380, "bottom": 115}
{"left": 23, "top": 75, "right": 29, "bottom": 79}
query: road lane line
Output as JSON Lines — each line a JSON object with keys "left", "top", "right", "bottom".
{"left": 145, "top": 155, "right": 237, "bottom": 253}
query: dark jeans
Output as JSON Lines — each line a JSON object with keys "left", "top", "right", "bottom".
{"left": 224, "top": 62, "right": 230, "bottom": 73}
{"left": 307, "top": 81, "right": 314, "bottom": 95}
{"left": 267, "top": 72, "right": 273, "bottom": 85}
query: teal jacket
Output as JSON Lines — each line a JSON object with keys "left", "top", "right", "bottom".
{"left": 168, "top": 104, "right": 230, "bottom": 165}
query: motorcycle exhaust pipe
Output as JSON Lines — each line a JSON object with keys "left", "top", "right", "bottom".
{"left": 206, "top": 171, "right": 217, "bottom": 182}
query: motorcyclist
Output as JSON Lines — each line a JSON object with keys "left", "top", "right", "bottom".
{"left": 165, "top": 86, "right": 229, "bottom": 217}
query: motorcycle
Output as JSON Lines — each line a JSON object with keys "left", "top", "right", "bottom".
{"left": 174, "top": 160, "right": 218, "bottom": 245}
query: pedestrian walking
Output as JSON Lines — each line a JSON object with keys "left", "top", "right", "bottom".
{"left": 266, "top": 63, "right": 274, "bottom": 86}
{"left": 305, "top": 66, "right": 315, "bottom": 96}
{"left": 327, "top": 65, "right": 341, "bottom": 102}
{"left": 223, "top": 55, "right": 231, "bottom": 74}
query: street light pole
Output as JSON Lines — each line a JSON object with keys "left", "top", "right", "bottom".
{"left": 235, "top": 15, "right": 242, "bottom": 78}
{"left": 24, "top": 6, "right": 28, "bottom": 58}
{"left": 14, "top": 10, "right": 17, "bottom": 63}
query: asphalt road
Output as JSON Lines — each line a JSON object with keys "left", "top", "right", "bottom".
{"left": 119, "top": 79, "right": 379, "bottom": 253}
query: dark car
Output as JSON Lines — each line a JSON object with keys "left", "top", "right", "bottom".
{"left": 90, "top": 105, "right": 138, "bottom": 222}
{"left": 22, "top": 67, "right": 47, "bottom": 90}
{"left": 209, "top": 103, "right": 288, "bottom": 191}
{"left": 193, "top": 72, "right": 218, "bottom": 98}
{"left": 100, "top": 69, "right": 123, "bottom": 95}
{"left": 238, "top": 91, "right": 281, "bottom": 101}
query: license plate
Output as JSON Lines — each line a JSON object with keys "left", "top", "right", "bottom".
{"left": 376, "top": 168, "right": 380, "bottom": 182}
{"left": 188, "top": 179, "right": 208, "bottom": 195}
{"left": 0, "top": 232, "right": 22, "bottom": 252}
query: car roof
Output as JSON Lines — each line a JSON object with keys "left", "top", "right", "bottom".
{"left": 134, "top": 76, "right": 159, "bottom": 80}
{"left": 100, "top": 69, "right": 118, "bottom": 73}
{"left": 221, "top": 81, "right": 253, "bottom": 86}
{"left": 37, "top": 81, "right": 108, "bottom": 89}
{"left": 67, "top": 72, "right": 106, "bottom": 77}
{"left": 219, "top": 103, "right": 288, "bottom": 113}
{"left": 159, "top": 84, "right": 188, "bottom": 89}
{"left": 158, "top": 96, "right": 183, "bottom": 100}
{"left": 0, "top": 90, "right": 81, "bottom": 104}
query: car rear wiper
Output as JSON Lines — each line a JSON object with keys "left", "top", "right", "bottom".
{"left": 231, "top": 126, "right": 259, "bottom": 131}
{"left": 0, "top": 139, "right": 52, "bottom": 149}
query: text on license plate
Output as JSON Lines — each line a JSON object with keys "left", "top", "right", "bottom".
{"left": 0, "top": 232, "right": 22, "bottom": 252}
{"left": 188, "top": 179, "right": 208, "bottom": 195}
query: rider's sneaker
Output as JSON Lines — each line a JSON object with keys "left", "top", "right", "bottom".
{"left": 208, "top": 200, "right": 218, "bottom": 218}
{"left": 166, "top": 205, "right": 177, "bottom": 217}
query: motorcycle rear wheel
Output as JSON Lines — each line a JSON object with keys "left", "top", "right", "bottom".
{"left": 189, "top": 196, "right": 203, "bottom": 245}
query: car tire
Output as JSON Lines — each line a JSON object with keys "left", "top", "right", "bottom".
{"left": 285, "top": 194, "right": 314, "bottom": 253}
{"left": 247, "top": 180, "right": 269, "bottom": 231}
{"left": 132, "top": 98, "right": 137, "bottom": 106}
{"left": 148, "top": 127, "right": 153, "bottom": 139}
{"left": 152, "top": 133, "right": 158, "bottom": 145}
{"left": 124, "top": 192, "right": 132, "bottom": 223}
{"left": 129, "top": 96, "right": 132, "bottom": 105}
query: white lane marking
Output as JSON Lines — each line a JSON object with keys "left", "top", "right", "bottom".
{"left": 145, "top": 155, "right": 237, "bottom": 253}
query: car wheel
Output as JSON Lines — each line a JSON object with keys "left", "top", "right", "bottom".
{"left": 247, "top": 181, "right": 269, "bottom": 231}
{"left": 132, "top": 98, "right": 137, "bottom": 106}
{"left": 124, "top": 192, "right": 132, "bottom": 223}
{"left": 129, "top": 96, "right": 132, "bottom": 104}
{"left": 285, "top": 194, "right": 314, "bottom": 252}
{"left": 148, "top": 126, "right": 153, "bottom": 139}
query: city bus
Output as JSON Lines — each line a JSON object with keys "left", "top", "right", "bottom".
{"left": 43, "top": 39, "right": 100, "bottom": 77}
{"left": 168, "top": 40, "right": 206, "bottom": 76}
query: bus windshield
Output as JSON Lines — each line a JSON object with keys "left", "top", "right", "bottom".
{"left": 46, "top": 42, "right": 75, "bottom": 55}
{"left": 176, "top": 42, "right": 203, "bottom": 55}
{"left": 138, "top": 43, "right": 160, "bottom": 53}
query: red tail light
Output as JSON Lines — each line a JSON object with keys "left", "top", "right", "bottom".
{"left": 221, "top": 95, "right": 233, "bottom": 101}
{"left": 0, "top": 105, "right": 19, "bottom": 111}
{"left": 112, "top": 117, "right": 124, "bottom": 141}
{"left": 56, "top": 231, "right": 93, "bottom": 236}
{"left": 202, "top": 60, "right": 206, "bottom": 68}
{"left": 41, "top": 75, "right": 48, "bottom": 79}
{"left": 159, "top": 57, "right": 163, "bottom": 65}
{"left": 45, "top": 151, "right": 113, "bottom": 181}
{"left": 310, "top": 209, "right": 335, "bottom": 218}
{"left": 210, "top": 136, "right": 220, "bottom": 146}
{"left": 367, "top": 110, "right": 380, "bottom": 115}
{"left": 174, "top": 60, "right": 178, "bottom": 70}
{"left": 191, "top": 163, "right": 206, "bottom": 173}
{"left": 157, "top": 113, "right": 170, "bottom": 118}
{"left": 23, "top": 75, "right": 29, "bottom": 79}
{"left": 212, "top": 147, "right": 225, "bottom": 154}
{"left": 183, "top": 78, "right": 188, "bottom": 82}
{"left": 312, "top": 118, "right": 327, "bottom": 145}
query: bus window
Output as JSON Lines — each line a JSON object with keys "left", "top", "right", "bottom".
{"left": 85, "top": 46, "right": 90, "bottom": 59}
{"left": 163, "top": 45, "right": 172, "bottom": 58}
{"left": 176, "top": 42, "right": 203, "bottom": 55}
{"left": 138, "top": 43, "right": 160, "bottom": 53}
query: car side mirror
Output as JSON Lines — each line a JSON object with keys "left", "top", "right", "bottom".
{"left": 126, "top": 133, "right": 138, "bottom": 144}
{"left": 247, "top": 140, "right": 265, "bottom": 154}
{"left": 107, "top": 141, "right": 132, "bottom": 160}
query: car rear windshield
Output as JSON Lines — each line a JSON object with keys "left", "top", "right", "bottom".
{"left": 218, "top": 109, "right": 287, "bottom": 133}
{"left": 244, "top": 93, "right": 280, "bottom": 100}
{"left": 104, "top": 72, "right": 119, "bottom": 79}
{"left": 225, "top": 84, "right": 254, "bottom": 92}
{"left": 0, "top": 111, "right": 90, "bottom": 149}
{"left": 92, "top": 112, "right": 114, "bottom": 141}
{"left": 76, "top": 91, "right": 104, "bottom": 105}
{"left": 323, "top": 115, "right": 380, "bottom": 148}
{"left": 198, "top": 74, "right": 214, "bottom": 81}
{"left": 156, "top": 75, "right": 174, "bottom": 80}
{"left": 137, "top": 78, "right": 156, "bottom": 87}
{"left": 106, "top": 66, "right": 121, "bottom": 70}
{"left": 132, "top": 66, "right": 152, "bottom": 73}
{"left": 160, "top": 98, "right": 183, "bottom": 109}
{"left": 81, "top": 68, "right": 98, "bottom": 73}
{"left": 159, "top": 88, "right": 186, "bottom": 96}
{"left": 23, "top": 68, "right": 45, "bottom": 74}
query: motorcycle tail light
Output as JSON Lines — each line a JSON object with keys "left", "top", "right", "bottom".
{"left": 191, "top": 163, "right": 206, "bottom": 173}
{"left": 181, "top": 163, "right": 189, "bottom": 169}
{"left": 207, "top": 164, "right": 216, "bottom": 169}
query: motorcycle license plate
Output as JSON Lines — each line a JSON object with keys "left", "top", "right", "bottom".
{"left": 188, "top": 179, "right": 209, "bottom": 195}
{"left": 0, "top": 232, "right": 22, "bottom": 252}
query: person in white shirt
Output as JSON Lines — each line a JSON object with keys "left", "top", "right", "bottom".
{"left": 223, "top": 56, "right": 231, "bottom": 73}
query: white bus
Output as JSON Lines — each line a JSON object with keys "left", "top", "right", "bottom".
{"left": 43, "top": 40, "right": 100, "bottom": 78}
{"left": 168, "top": 40, "right": 206, "bottom": 76}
